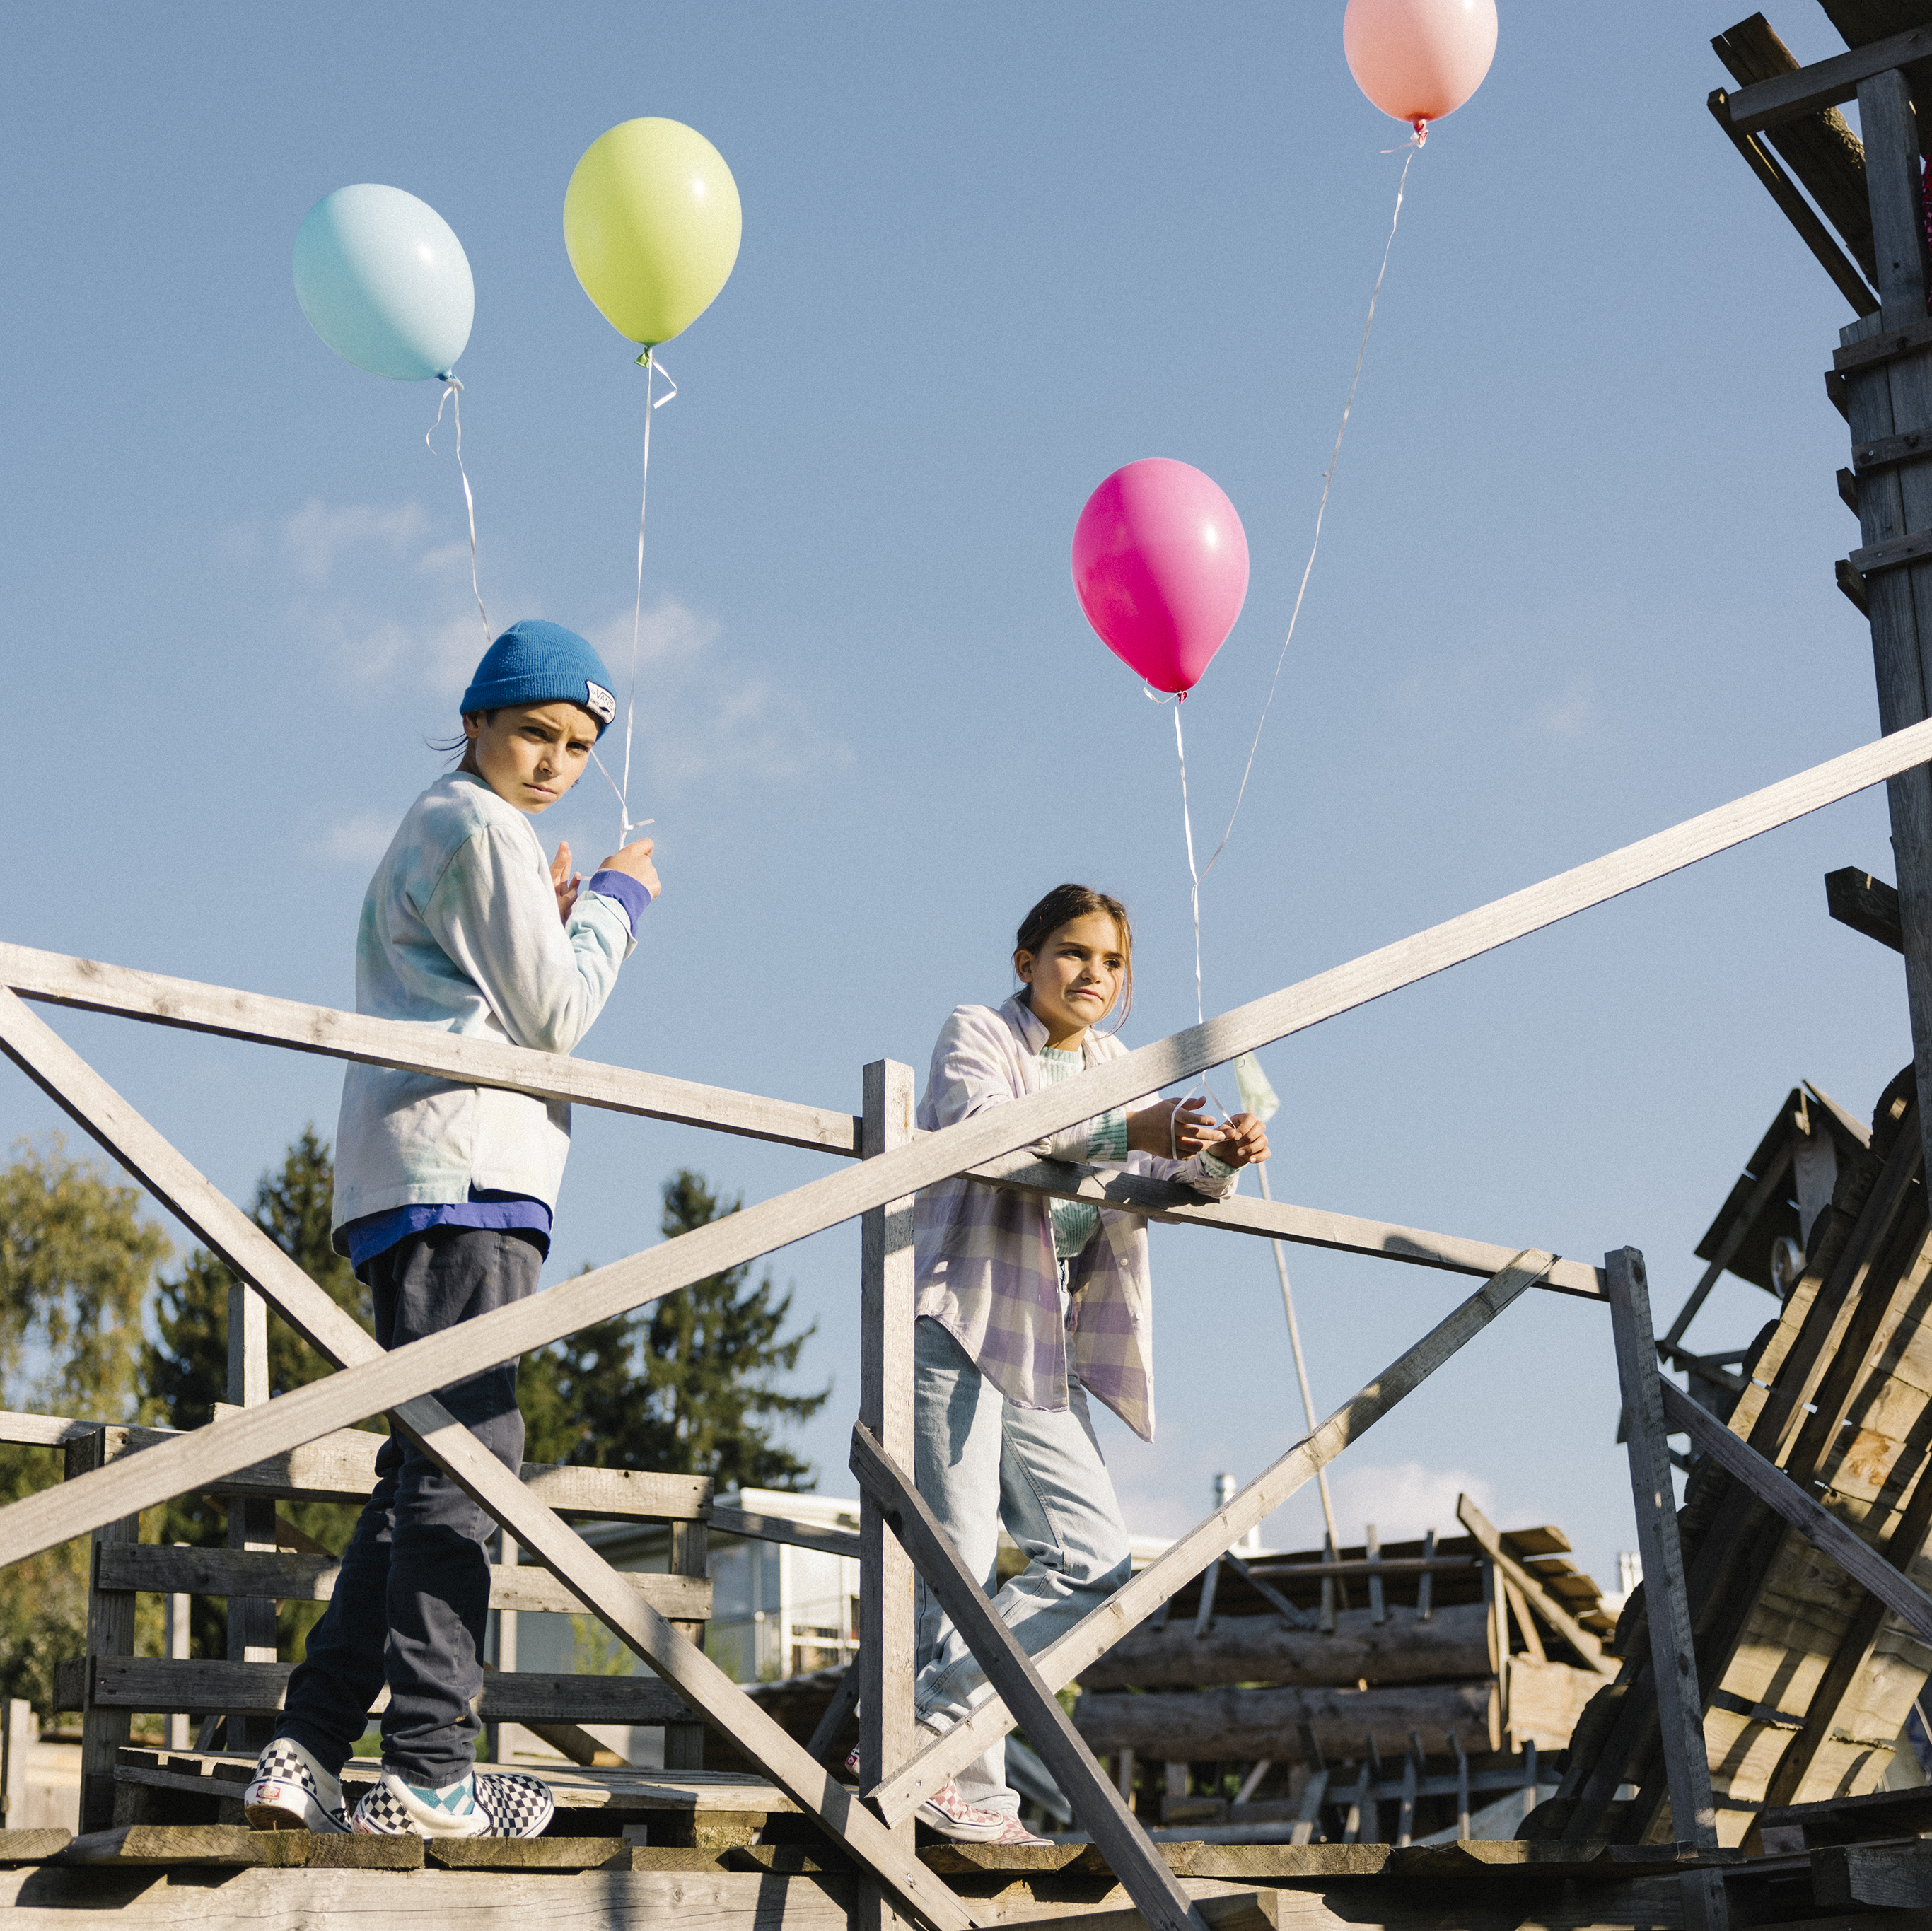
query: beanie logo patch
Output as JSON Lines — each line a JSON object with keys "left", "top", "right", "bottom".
{"left": 583, "top": 682, "right": 616, "bottom": 723}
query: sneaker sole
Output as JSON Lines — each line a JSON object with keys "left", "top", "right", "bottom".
{"left": 243, "top": 1788, "right": 347, "bottom": 1835}
{"left": 915, "top": 1804, "right": 1008, "bottom": 1843}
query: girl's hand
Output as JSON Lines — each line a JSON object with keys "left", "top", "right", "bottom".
{"left": 1205, "top": 1110, "right": 1269, "bottom": 1169}
{"left": 550, "top": 841, "right": 582, "bottom": 923}
{"left": 1127, "top": 1097, "right": 1216, "bottom": 1158}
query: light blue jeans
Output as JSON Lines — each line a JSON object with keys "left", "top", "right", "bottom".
{"left": 911, "top": 1314, "right": 1132, "bottom": 1816}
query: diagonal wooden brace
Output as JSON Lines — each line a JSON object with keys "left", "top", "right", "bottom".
{"left": 10, "top": 713, "right": 1932, "bottom": 1570}
{"left": 850, "top": 1420, "right": 1210, "bottom": 1931}
{"left": 867, "top": 1250, "right": 1554, "bottom": 1828}
{"left": 1660, "top": 1379, "right": 1932, "bottom": 1646}
{"left": 0, "top": 987, "right": 975, "bottom": 1931}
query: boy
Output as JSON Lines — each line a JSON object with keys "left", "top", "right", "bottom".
{"left": 243, "top": 619, "right": 658, "bottom": 1838}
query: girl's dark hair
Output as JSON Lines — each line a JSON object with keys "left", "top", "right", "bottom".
{"left": 1013, "top": 883, "right": 1134, "bottom": 1031}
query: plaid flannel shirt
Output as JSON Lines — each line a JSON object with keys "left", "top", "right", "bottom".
{"left": 913, "top": 996, "right": 1236, "bottom": 1442}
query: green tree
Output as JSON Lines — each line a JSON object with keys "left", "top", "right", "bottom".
{"left": 0, "top": 1136, "right": 170, "bottom": 1711}
{"left": 521, "top": 1169, "right": 829, "bottom": 1491}
{"left": 146, "top": 1126, "right": 378, "bottom": 1655}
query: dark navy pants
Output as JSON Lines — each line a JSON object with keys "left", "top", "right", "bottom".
{"left": 276, "top": 1226, "right": 540, "bottom": 1786}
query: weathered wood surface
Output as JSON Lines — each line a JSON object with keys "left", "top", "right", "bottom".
{"left": 57, "top": 1825, "right": 419, "bottom": 1868}
{"left": 969, "top": 1153, "right": 1607, "bottom": 1302}
{"left": 1071, "top": 1681, "right": 1501, "bottom": 1762}
{"left": 1457, "top": 1497, "right": 1615, "bottom": 1675}
{"left": 1826, "top": 866, "right": 1906, "bottom": 950}
{"left": 425, "top": 1838, "right": 631, "bottom": 1871}
{"left": 113, "top": 1747, "right": 795, "bottom": 1814}
{"left": 1603, "top": 1248, "right": 1722, "bottom": 1931}
{"left": 18, "top": 711, "right": 1932, "bottom": 1578}
{"left": 92, "top": 1541, "right": 711, "bottom": 1618}
{"left": 0, "top": 1863, "right": 859, "bottom": 1927}
{"left": 849, "top": 1420, "right": 1206, "bottom": 1931}
{"left": 1077, "top": 1602, "right": 1490, "bottom": 1689}
{"left": 1812, "top": 1840, "right": 1932, "bottom": 1908}
{"left": 871, "top": 1254, "right": 1552, "bottom": 1828}
{"left": 80, "top": 1657, "right": 695, "bottom": 1725}
{"left": 1722, "top": 25, "right": 1932, "bottom": 134}
{"left": 0, "top": 940, "right": 861, "bottom": 1157}
{"left": 0, "top": 1832, "right": 69, "bottom": 1864}
{"left": 711, "top": 1504, "right": 861, "bottom": 1560}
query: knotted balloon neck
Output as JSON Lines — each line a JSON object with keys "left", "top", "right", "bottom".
{"left": 588, "top": 347, "right": 678, "bottom": 845}
{"left": 1383, "top": 117, "right": 1429, "bottom": 153}
{"left": 426, "top": 378, "right": 489, "bottom": 648}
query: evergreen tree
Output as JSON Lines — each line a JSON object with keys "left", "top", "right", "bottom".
{"left": 0, "top": 1136, "right": 170, "bottom": 1712}
{"left": 521, "top": 1169, "right": 829, "bottom": 1490}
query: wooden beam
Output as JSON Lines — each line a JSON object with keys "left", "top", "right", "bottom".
{"left": 1660, "top": 1379, "right": 1932, "bottom": 1645}
{"left": 805, "top": 1656, "right": 864, "bottom": 1766}
{"left": 91, "top": 1542, "right": 712, "bottom": 1620}
{"left": 17, "top": 708, "right": 1932, "bottom": 1571}
{"left": 1825, "top": 865, "right": 1905, "bottom": 950}
{"left": 0, "top": 988, "right": 972, "bottom": 1930}
{"left": 1706, "top": 91, "right": 1880, "bottom": 313}
{"left": 857, "top": 1060, "right": 918, "bottom": 1931}
{"left": 849, "top": 1420, "right": 1210, "bottom": 1931}
{"left": 867, "top": 1253, "right": 1552, "bottom": 1828}
{"left": 1662, "top": 1139, "right": 1796, "bottom": 1350}
{"left": 1721, "top": 25, "right": 1932, "bottom": 134}
{"left": 1606, "top": 1250, "right": 1724, "bottom": 1931}
{"left": 0, "top": 941, "right": 860, "bottom": 1158}
{"left": 969, "top": 1152, "right": 1606, "bottom": 1300}
{"left": 1454, "top": 1497, "right": 1614, "bottom": 1678}
{"left": 709, "top": 1505, "right": 861, "bottom": 1560}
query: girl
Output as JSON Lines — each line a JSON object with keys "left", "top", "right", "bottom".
{"left": 243, "top": 619, "right": 658, "bottom": 1840}
{"left": 904, "top": 882, "right": 1267, "bottom": 1843}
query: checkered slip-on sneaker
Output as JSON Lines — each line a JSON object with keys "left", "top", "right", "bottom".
{"left": 243, "top": 1737, "right": 349, "bottom": 1834}
{"left": 914, "top": 1778, "right": 1011, "bottom": 1843}
{"left": 983, "top": 1813, "right": 1056, "bottom": 1848}
{"left": 351, "top": 1766, "right": 554, "bottom": 1840}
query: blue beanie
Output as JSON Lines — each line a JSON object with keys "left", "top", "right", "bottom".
{"left": 461, "top": 620, "right": 618, "bottom": 736}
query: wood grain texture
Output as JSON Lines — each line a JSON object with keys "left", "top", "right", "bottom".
{"left": 1722, "top": 25, "right": 1932, "bottom": 133}
{"left": 868, "top": 1254, "right": 1552, "bottom": 1828}
{"left": 850, "top": 1420, "right": 1207, "bottom": 1931}
{"left": 709, "top": 1505, "right": 861, "bottom": 1559}
{"left": 16, "top": 713, "right": 1932, "bottom": 1573}
{"left": 92, "top": 1541, "right": 711, "bottom": 1618}
{"left": 1457, "top": 1497, "right": 1614, "bottom": 1676}
{"left": 0, "top": 941, "right": 859, "bottom": 1157}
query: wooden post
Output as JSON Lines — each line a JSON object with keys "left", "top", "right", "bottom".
{"left": 1842, "top": 65, "right": 1932, "bottom": 1200}
{"left": 1605, "top": 1248, "right": 1726, "bottom": 1931}
{"left": 4, "top": 1698, "right": 32, "bottom": 1828}
{"left": 73, "top": 1427, "right": 139, "bottom": 1831}
{"left": 164, "top": 1545, "right": 190, "bottom": 1753}
{"left": 661, "top": 1515, "right": 709, "bottom": 1769}
{"left": 225, "top": 1283, "right": 276, "bottom": 1756}
{"left": 857, "top": 1059, "right": 916, "bottom": 1931}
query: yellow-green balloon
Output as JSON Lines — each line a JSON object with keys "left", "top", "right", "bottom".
{"left": 564, "top": 118, "right": 742, "bottom": 349}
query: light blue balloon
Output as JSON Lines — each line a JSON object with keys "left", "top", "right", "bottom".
{"left": 293, "top": 184, "right": 474, "bottom": 382}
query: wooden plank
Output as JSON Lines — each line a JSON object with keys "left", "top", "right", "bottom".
{"left": 806, "top": 1655, "right": 864, "bottom": 1765}
{"left": 1834, "top": 315, "right": 1932, "bottom": 372}
{"left": 1072, "top": 1682, "right": 1499, "bottom": 1763}
{"left": 0, "top": 989, "right": 967, "bottom": 1929}
{"left": 0, "top": 1829, "right": 69, "bottom": 1863}
{"left": 1850, "top": 525, "right": 1932, "bottom": 575}
{"left": 92, "top": 1540, "right": 711, "bottom": 1618}
{"left": 661, "top": 1512, "right": 709, "bottom": 1772}
{"left": 1722, "top": 25, "right": 1932, "bottom": 134}
{"left": 849, "top": 1420, "right": 1210, "bottom": 1931}
{"left": 1854, "top": 426, "right": 1932, "bottom": 472}
{"left": 0, "top": 941, "right": 860, "bottom": 1157}
{"left": 711, "top": 1505, "right": 861, "bottom": 1560}
{"left": 1660, "top": 1379, "right": 1932, "bottom": 1645}
{"left": 22, "top": 708, "right": 1932, "bottom": 1570}
{"left": 973, "top": 1151, "right": 1607, "bottom": 1302}
{"left": 1455, "top": 1496, "right": 1614, "bottom": 1676}
{"left": 857, "top": 1059, "right": 918, "bottom": 1931}
{"left": 1605, "top": 1249, "right": 1724, "bottom": 1931}
{"left": 57, "top": 1824, "right": 421, "bottom": 1868}
{"left": 868, "top": 1253, "right": 1552, "bottom": 1828}
{"left": 1663, "top": 1138, "right": 1797, "bottom": 1349}
{"left": 1826, "top": 865, "right": 1906, "bottom": 950}
{"left": 426, "top": 1838, "right": 630, "bottom": 1871}
{"left": 71, "top": 1428, "right": 136, "bottom": 1833}
{"left": 1217, "top": 1553, "right": 1319, "bottom": 1631}
{"left": 81, "top": 1657, "right": 693, "bottom": 1724}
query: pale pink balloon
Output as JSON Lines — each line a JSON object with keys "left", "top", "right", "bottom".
{"left": 1071, "top": 459, "right": 1250, "bottom": 696}
{"left": 1343, "top": 0, "right": 1498, "bottom": 129}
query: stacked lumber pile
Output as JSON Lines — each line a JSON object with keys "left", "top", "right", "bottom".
{"left": 1546, "top": 1066, "right": 1932, "bottom": 1848}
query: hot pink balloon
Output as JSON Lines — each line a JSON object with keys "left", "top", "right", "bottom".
{"left": 1344, "top": 0, "right": 1498, "bottom": 132}
{"left": 1071, "top": 459, "right": 1249, "bottom": 696}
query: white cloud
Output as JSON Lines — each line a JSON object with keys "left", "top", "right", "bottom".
{"left": 281, "top": 499, "right": 431, "bottom": 587}
{"left": 310, "top": 812, "right": 397, "bottom": 866}
{"left": 1320, "top": 1460, "right": 1499, "bottom": 1544}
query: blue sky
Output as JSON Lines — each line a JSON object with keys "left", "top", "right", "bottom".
{"left": 0, "top": 4, "right": 1901, "bottom": 1594}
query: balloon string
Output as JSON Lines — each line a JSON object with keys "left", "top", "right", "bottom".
{"left": 427, "top": 379, "right": 490, "bottom": 648}
{"left": 589, "top": 350, "right": 677, "bottom": 846}
{"left": 1193, "top": 139, "right": 1417, "bottom": 894}
{"left": 1175, "top": 700, "right": 1204, "bottom": 1028}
